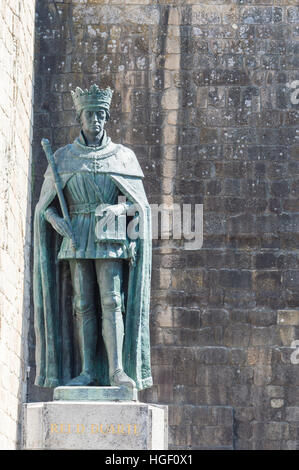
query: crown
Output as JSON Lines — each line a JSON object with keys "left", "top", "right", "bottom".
{"left": 71, "top": 84, "right": 114, "bottom": 118}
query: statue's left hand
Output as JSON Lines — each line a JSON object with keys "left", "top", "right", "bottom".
{"left": 104, "top": 204, "right": 126, "bottom": 225}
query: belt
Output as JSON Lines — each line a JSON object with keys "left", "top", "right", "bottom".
{"left": 69, "top": 202, "right": 99, "bottom": 214}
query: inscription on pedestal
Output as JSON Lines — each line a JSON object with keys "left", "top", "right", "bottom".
{"left": 23, "top": 401, "right": 167, "bottom": 450}
{"left": 49, "top": 423, "right": 139, "bottom": 435}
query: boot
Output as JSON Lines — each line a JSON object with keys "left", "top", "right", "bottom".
{"left": 66, "top": 309, "right": 97, "bottom": 386}
{"left": 102, "top": 310, "right": 136, "bottom": 390}
{"left": 110, "top": 368, "right": 136, "bottom": 390}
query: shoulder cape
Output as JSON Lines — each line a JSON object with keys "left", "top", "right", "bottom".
{"left": 44, "top": 137, "right": 144, "bottom": 179}
{"left": 33, "top": 139, "right": 152, "bottom": 390}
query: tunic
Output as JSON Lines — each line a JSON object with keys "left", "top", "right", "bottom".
{"left": 58, "top": 171, "right": 129, "bottom": 260}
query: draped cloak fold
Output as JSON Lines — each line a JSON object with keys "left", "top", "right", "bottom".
{"left": 33, "top": 136, "right": 152, "bottom": 390}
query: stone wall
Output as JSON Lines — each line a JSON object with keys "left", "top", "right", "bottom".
{"left": 31, "top": 0, "right": 299, "bottom": 449}
{"left": 0, "top": 0, "right": 36, "bottom": 449}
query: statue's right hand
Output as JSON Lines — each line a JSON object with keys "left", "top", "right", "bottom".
{"left": 44, "top": 208, "right": 74, "bottom": 240}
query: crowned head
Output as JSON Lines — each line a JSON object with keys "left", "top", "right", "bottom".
{"left": 71, "top": 84, "right": 114, "bottom": 122}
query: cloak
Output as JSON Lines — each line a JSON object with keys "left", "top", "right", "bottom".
{"left": 33, "top": 135, "right": 152, "bottom": 390}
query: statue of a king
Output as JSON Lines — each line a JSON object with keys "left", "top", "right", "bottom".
{"left": 33, "top": 84, "right": 152, "bottom": 391}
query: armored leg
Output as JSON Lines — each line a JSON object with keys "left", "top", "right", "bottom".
{"left": 96, "top": 259, "right": 136, "bottom": 389}
{"left": 66, "top": 259, "right": 97, "bottom": 386}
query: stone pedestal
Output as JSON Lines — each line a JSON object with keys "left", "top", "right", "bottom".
{"left": 23, "top": 395, "right": 168, "bottom": 450}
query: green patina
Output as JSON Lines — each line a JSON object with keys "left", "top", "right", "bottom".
{"left": 33, "top": 84, "right": 152, "bottom": 392}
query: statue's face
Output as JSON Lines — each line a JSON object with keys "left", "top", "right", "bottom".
{"left": 80, "top": 108, "right": 107, "bottom": 136}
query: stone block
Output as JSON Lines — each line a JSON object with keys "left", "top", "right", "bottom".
{"left": 287, "top": 7, "right": 299, "bottom": 24}
{"left": 54, "top": 386, "right": 138, "bottom": 402}
{"left": 277, "top": 310, "right": 299, "bottom": 326}
{"left": 23, "top": 401, "right": 168, "bottom": 450}
{"left": 192, "top": 5, "right": 221, "bottom": 26}
{"left": 241, "top": 7, "right": 282, "bottom": 25}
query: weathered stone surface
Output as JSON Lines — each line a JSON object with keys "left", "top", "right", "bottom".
{"left": 23, "top": 401, "right": 168, "bottom": 450}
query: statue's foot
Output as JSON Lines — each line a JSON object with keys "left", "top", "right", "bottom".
{"left": 65, "top": 372, "right": 95, "bottom": 386}
{"left": 110, "top": 368, "right": 136, "bottom": 390}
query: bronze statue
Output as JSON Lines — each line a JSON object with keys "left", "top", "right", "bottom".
{"left": 33, "top": 84, "right": 152, "bottom": 391}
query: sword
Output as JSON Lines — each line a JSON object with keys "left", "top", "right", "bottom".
{"left": 41, "top": 138, "right": 76, "bottom": 250}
